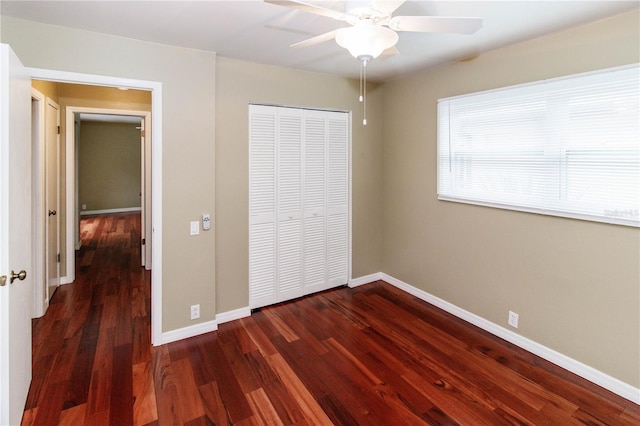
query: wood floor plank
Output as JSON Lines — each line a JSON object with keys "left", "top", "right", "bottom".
{"left": 266, "top": 353, "right": 334, "bottom": 425}
{"left": 260, "top": 308, "right": 300, "bottom": 343}
{"left": 245, "top": 387, "right": 285, "bottom": 426}
{"left": 20, "top": 408, "right": 37, "bottom": 426}
{"left": 198, "top": 381, "right": 230, "bottom": 425}
{"left": 22, "top": 213, "right": 639, "bottom": 425}
{"left": 83, "top": 409, "right": 110, "bottom": 426}
{"left": 239, "top": 317, "right": 279, "bottom": 357}
{"left": 132, "top": 361, "right": 158, "bottom": 426}
{"left": 207, "top": 337, "right": 254, "bottom": 423}
{"left": 171, "top": 357, "right": 206, "bottom": 422}
{"left": 109, "top": 344, "right": 134, "bottom": 426}
{"left": 152, "top": 344, "right": 184, "bottom": 426}
{"left": 187, "top": 335, "right": 219, "bottom": 387}
{"left": 58, "top": 403, "right": 86, "bottom": 426}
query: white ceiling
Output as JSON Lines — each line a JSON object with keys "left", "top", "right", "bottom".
{"left": 2, "top": 1, "right": 638, "bottom": 82}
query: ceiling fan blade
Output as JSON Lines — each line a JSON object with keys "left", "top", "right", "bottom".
{"left": 388, "top": 16, "right": 482, "bottom": 34}
{"left": 370, "top": 0, "right": 406, "bottom": 15}
{"left": 264, "top": 0, "right": 346, "bottom": 21}
{"left": 291, "top": 29, "right": 338, "bottom": 48}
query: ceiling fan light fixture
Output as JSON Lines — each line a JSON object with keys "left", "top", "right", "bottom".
{"left": 335, "top": 23, "right": 398, "bottom": 59}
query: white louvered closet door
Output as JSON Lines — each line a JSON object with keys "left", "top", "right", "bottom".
{"left": 302, "top": 110, "right": 327, "bottom": 294}
{"left": 249, "top": 105, "right": 277, "bottom": 308}
{"left": 249, "top": 105, "right": 349, "bottom": 309}
{"left": 326, "top": 113, "right": 349, "bottom": 287}
{"left": 277, "top": 109, "right": 304, "bottom": 302}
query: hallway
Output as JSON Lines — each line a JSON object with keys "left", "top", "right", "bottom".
{"left": 23, "top": 213, "right": 151, "bottom": 425}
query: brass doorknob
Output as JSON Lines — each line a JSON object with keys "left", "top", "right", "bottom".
{"left": 10, "top": 270, "right": 27, "bottom": 284}
{"left": 48, "top": 210, "right": 57, "bottom": 216}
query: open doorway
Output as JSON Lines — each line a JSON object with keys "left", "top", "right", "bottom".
{"left": 72, "top": 108, "right": 152, "bottom": 270}
{"left": 76, "top": 113, "right": 147, "bottom": 262}
{"left": 31, "top": 81, "right": 152, "bottom": 317}
{"left": 28, "top": 69, "right": 163, "bottom": 346}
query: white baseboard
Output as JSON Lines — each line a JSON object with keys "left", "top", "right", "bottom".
{"left": 81, "top": 207, "right": 142, "bottom": 216}
{"left": 350, "top": 272, "right": 640, "bottom": 404}
{"left": 217, "top": 306, "right": 251, "bottom": 324}
{"left": 160, "top": 320, "right": 218, "bottom": 345}
{"left": 349, "top": 272, "right": 383, "bottom": 288}
{"left": 158, "top": 306, "right": 252, "bottom": 346}
{"left": 59, "top": 276, "right": 73, "bottom": 285}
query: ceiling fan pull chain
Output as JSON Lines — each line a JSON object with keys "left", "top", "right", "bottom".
{"left": 359, "top": 60, "right": 364, "bottom": 103}
{"left": 363, "top": 58, "right": 368, "bottom": 126}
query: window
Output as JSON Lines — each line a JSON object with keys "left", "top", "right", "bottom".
{"left": 438, "top": 64, "right": 639, "bottom": 227}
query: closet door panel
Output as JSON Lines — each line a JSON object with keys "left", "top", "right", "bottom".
{"left": 277, "top": 110, "right": 303, "bottom": 300}
{"left": 327, "top": 113, "right": 349, "bottom": 287}
{"left": 249, "top": 106, "right": 277, "bottom": 307}
{"left": 303, "top": 112, "right": 327, "bottom": 293}
{"left": 278, "top": 217, "right": 303, "bottom": 300}
{"left": 277, "top": 111, "right": 303, "bottom": 215}
{"left": 249, "top": 222, "right": 276, "bottom": 307}
{"left": 327, "top": 214, "right": 348, "bottom": 287}
{"left": 303, "top": 213, "right": 326, "bottom": 293}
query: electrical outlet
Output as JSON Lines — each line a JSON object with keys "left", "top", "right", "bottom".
{"left": 508, "top": 311, "right": 519, "bottom": 328}
{"left": 190, "top": 304, "right": 200, "bottom": 320}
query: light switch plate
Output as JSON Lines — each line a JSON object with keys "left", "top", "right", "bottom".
{"left": 190, "top": 221, "right": 199, "bottom": 235}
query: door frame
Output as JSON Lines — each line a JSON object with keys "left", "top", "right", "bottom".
{"left": 45, "top": 98, "right": 61, "bottom": 301}
{"left": 69, "top": 107, "right": 151, "bottom": 269}
{"left": 28, "top": 67, "right": 164, "bottom": 345}
{"left": 31, "top": 88, "right": 47, "bottom": 317}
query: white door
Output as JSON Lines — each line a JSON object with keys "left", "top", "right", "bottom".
{"left": 0, "top": 44, "right": 34, "bottom": 426}
{"left": 45, "top": 98, "right": 60, "bottom": 300}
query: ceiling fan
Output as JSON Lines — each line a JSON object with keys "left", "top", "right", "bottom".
{"left": 266, "top": 1, "right": 482, "bottom": 125}
{"left": 265, "top": 0, "right": 483, "bottom": 60}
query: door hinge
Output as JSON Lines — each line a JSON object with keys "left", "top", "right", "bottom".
{"left": 140, "top": 130, "right": 145, "bottom": 138}
{"left": 142, "top": 238, "right": 146, "bottom": 245}
{"left": 57, "top": 253, "right": 61, "bottom": 263}
{"left": 57, "top": 125, "right": 61, "bottom": 134}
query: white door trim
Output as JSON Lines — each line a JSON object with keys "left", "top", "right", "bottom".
{"left": 26, "top": 67, "right": 164, "bottom": 346}
{"left": 45, "top": 98, "right": 61, "bottom": 302}
{"left": 31, "top": 88, "right": 47, "bottom": 318}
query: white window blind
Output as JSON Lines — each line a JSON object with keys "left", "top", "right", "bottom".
{"left": 438, "top": 64, "right": 640, "bottom": 227}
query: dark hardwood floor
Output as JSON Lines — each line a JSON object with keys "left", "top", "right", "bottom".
{"left": 22, "top": 213, "right": 639, "bottom": 425}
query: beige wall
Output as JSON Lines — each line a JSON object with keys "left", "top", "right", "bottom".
{"left": 2, "top": 16, "right": 217, "bottom": 332}
{"left": 79, "top": 121, "right": 141, "bottom": 212}
{"left": 381, "top": 10, "right": 640, "bottom": 387}
{"left": 215, "top": 57, "right": 383, "bottom": 313}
